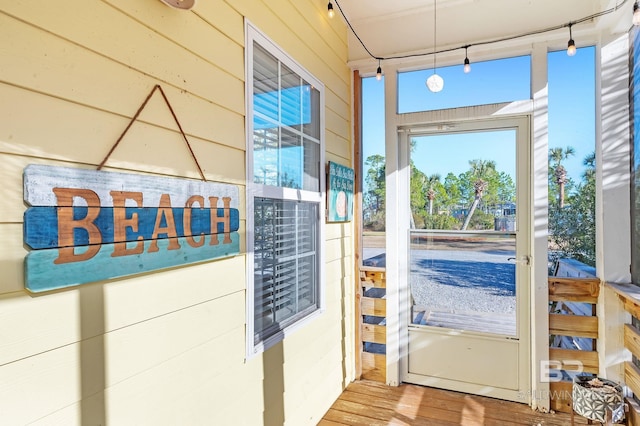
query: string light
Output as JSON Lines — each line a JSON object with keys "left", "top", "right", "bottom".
{"left": 328, "top": 1, "right": 335, "bottom": 19}
{"left": 328, "top": 0, "right": 629, "bottom": 78}
{"left": 376, "top": 59, "right": 382, "bottom": 81}
{"left": 634, "top": 1, "right": 640, "bottom": 25}
{"left": 463, "top": 46, "right": 471, "bottom": 73}
{"left": 567, "top": 23, "right": 577, "bottom": 56}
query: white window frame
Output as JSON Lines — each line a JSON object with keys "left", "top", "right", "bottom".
{"left": 245, "top": 20, "right": 326, "bottom": 357}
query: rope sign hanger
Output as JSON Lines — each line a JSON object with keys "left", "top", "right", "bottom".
{"left": 97, "top": 84, "right": 206, "bottom": 182}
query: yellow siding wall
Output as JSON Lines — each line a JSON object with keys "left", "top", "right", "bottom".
{"left": 0, "top": 0, "right": 353, "bottom": 424}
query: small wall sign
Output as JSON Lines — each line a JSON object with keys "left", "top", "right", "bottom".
{"left": 23, "top": 164, "right": 240, "bottom": 292}
{"left": 327, "top": 161, "right": 354, "bottom": 222}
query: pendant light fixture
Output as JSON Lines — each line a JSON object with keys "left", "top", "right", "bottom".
{"left": 567, "top": 23, "right": 577, "bottom": 57}
{"left": 376, "top": 59, "right": 382, "bottom": 81}
{"left": 426, "top": 0, "right": 444, "bottom": 92}
{"left": 463, "top": 46, "right": 471, "bottom": 74}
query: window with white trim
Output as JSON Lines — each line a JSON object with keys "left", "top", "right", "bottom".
{"left": 246, "top": 22, "right": 325, "bottom": 354}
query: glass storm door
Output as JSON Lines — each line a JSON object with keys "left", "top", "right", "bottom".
{"left": 401, "top": 117, "right": 531, "bottom": 402}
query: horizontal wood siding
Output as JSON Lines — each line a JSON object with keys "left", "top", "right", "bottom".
{"left": 548, "top": 277, "right": 600, "bottom": 303}
{"left": 626, "top": 323, "right": 640, "bottom": 359}
{"left": 548, "top": 348, "right": 599, "bottom": 373}
{"left": 548, "top": 313, "right": 598, "bottom": 338}
{"left": 0, "top": 0, "right": 352, "bottom": 424}
{"left": 622, "top": 296, "right": 640, "bottom": 319}
{"left": 361, "top": 297, "right": 387, "bottom": 317}
{"left": 626, "top": 361, "right": 640, "bottom": 399}
{"left": 362, "top": 324, "right": 387, "bottom": 345}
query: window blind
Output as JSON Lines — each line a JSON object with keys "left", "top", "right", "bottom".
{"left": 254, "top": 198, "right": 318, "bottom": 343}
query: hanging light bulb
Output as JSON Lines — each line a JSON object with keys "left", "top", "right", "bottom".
{"left": 463, "top": 57, "right": 471, "bottom": 73}
{"left": 567, "top": 23, "right": 576, "bottom": 57}
{"left": 327, "top": 1, "right": 335, "bottom": 19}
{"left": 426, "top": 0, "right": 443, "bottom": 92}
{"left": 634, "top": 1, "right": 640, "bottom": 26}
{"left": 376, "top": 60, "right": 382, "bottom": 81}
{"left": 463, "top": 46, "right": 471, "bottom": 74}
{"left": 426, "top": 74, "right": 444, "bottom": 92}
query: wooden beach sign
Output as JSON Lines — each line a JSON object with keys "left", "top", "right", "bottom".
{"left": 23, "top": 164, "right": 240, "bottom": 293}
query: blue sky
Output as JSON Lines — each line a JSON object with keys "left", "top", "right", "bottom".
{"left": 411, "top": 130, "right": 516, "bottom": 180}
{"left": 362, "top": 46, "right": 596, "bottom": 185}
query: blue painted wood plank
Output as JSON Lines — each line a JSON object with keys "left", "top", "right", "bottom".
{"left": 24, "top": 232, "right": 241, "bottom": 293}
{"left": 24, "top": 164, "right": 239, "bottom": 208}
{"left": 24, "top": 206, "right": 240, "bottom": 249}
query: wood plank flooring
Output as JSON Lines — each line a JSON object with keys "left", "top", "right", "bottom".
{"left": 320, "top": 380, "right": 589, "bottom": 425}
{"left": 413, "top": 308, "right": 516, "bottom": 336}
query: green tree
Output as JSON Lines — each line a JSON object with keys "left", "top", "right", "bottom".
{"left": 410, "top": 164, "right": 428, "bottom": 228}
{"left": 442, "top": 172, "right": 463, "bottom": 213}
{"left": 364, "top": 155, "right": 516, "bottom": 232}
{"left": 576, "top": 152, "right": 596, "bottom": 265}
{"left": 497, "top": 172, "right": 516, "bottom": 204}
{"left": 549, "top": 152, "right": 596, "bottom": 267}
{"left": 363, "top": 154, "right": 386, "bottom": 230}
{"left": 423, "top": 213, "right": 459, "bottom": 230}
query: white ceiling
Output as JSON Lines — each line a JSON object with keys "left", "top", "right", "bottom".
{"left": 337, "top": 0, "right": 630, "bottom": 67}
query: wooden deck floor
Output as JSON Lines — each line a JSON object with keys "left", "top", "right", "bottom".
{"left": 319, "top": 380, "right": 589, "bottom": 426}
{"left": 412, "top": 308, "right": 516, "bottom": 336}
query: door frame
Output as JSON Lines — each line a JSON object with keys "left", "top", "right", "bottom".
{"left": 380, "top": 52, "right": 551, "bottom": 411}
{"left": 396, "top": 115, "right": 532, "bottom": 403}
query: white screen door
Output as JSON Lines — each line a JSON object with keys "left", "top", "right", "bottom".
{"left": 401, "top": 116, "right": 531, "bottom": 402}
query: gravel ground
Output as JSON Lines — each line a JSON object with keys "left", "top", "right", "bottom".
{"left": 364, "top": 247, "right": 517, "bottom": 314}
{"left": 411, "top": 248, "right": 516, "bottom": 314}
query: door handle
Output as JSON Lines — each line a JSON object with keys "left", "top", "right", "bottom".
{"left": 507, "top": 255, "right": 531, "bottom": 266}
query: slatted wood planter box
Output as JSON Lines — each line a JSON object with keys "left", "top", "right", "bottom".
{"left": 608, "top": 282, "right": 640, "bottom": 425}
{"left": 625, "top": 324, "right": 640, "bottom": 425}
{"left": 548, "top": 276, "right": 601, "bottom": 414}
{"left": 360, "top": 266, "right": 386, "bottom": 382}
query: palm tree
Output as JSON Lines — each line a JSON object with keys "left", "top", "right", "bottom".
{"left": 550, "top": 146, "right": 575, "bottom": 208}
{"left": 582, "top": 152, "right": 595, "bottom": 181}
{"left": 426, "top": 174, "right": 441, "bottom": 216}
{"left": 461, "top": 160, "right": 496, "bottom": 230}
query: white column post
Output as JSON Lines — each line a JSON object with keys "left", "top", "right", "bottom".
{"left": 384, "top": 66, "right": 403, "bottom": 386}
{"left": 531, "top": 43, "right": 550, "bottom": 412}
{"left": 597, "top": 33, "right": 632, "bottom": 383}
